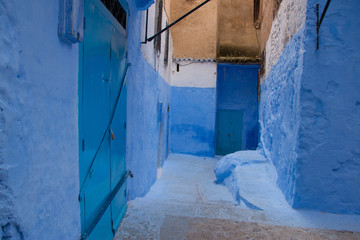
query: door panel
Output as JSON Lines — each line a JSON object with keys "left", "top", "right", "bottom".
{"left": 86, "top": 208, "right": 113, "bottom": 240}
{"left": 111, "top": 183, "right": 127, "bottom": 232}
{"left": 216, "top": 109, "right": 243, "bottom": 155}
{"left": 109, "top": 25, "right": 127, "bottom": 229}
{"left": 80, "top": 0, "right": 128, "bottom": 239}
{"left": 83, "top": 136, "right": 111, "bottom": 226}
{"left": 82, "top": 0, "right": 111, "bottom": 182}
{"left": 83, "top": 0, "right": 112, "bottom": 231}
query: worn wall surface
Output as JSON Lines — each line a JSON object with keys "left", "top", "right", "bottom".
{"left": 217, "top": 64, "right": 260, "bottom": 150}
{"left": 257, "top": 0, "right": 279, "bottom": 53}
{"left": 127, "top": 1, "right": 171, "bottom": 198}
{"left": 141, "top": 2, "right": 173, "bottom": 84}
{"left": 260, "top": 0, "right": 306, "bottom": 81}
{"left": 170, "top": 0, "right": 217, "bottom": 59}
{"left": 217, "top": 0, "right": 259, "bottom": 58}
{"left": 259, "top": 28, "right": 304, "bottom": 206}
{"left": 0, "top": 1, "right": 81, "bottom": 239}
{"left": 260, "top": 0, "right": 360, "bottom": 214}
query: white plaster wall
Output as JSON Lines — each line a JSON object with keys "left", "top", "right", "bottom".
{"left": 262, "top": 0, "right": 307, "bottom": 81}
{"left": 141, "top": 2, "right": 173, "bottom": 85}
{"left": 141, "top": 4, "right": 156, "bottom": 68}
{"left": 171, "top": 61, "right": 217, "bottom": 88}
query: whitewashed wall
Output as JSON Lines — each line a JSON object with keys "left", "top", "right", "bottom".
{"left": 262, "top": 0, "right": 307, "bottom": 81}
{"left": 171, "top": 61, "right": 217, "bottom": 88}
{"left": 141, "top": 3, "right": 173, "bottom": 85}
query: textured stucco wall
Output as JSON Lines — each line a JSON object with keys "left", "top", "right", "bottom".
{"left": 259, "top": 28, "right": 304, "bottom": 206}
{"left": 257, "top": 0, "right": 280, "bottom": 53}
{"left": 261, "top": 0, "right": 306, "bottom": 82}
{"left": 260, "top": 0, "right": 360, "bottom": 214}
{"left": 126, "top": 1, "right": 171, "bottom": 199}
{"left": 294, "top": 0, "right": 360, "bottom": 214}
{"left": 0, "top": 1, "right": 80, "bottom": 239}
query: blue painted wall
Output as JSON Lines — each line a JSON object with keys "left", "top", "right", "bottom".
{"left": 294, "top": 0, "right": 360, "bottom": 214}
{"left": 0, "top": 0, "right": 171, "bottom": 239}
{"left": 259, "top": 28, "right": 304, "bottom": 206}
{"left": 126, "top": 2, "right": 171, "bottom": 199}
{"left": 0, "top": 1, "right": 80, "bottom": 239}
{"left": 217, "top": 64, "right": 259, "bottom": 150}
{"left": 260, "top": 0, "right": 360, "bottom": 214}
{"left": 170, "top": 87, "right": 216, "bottom": 157}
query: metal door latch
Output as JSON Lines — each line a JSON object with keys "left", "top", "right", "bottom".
{"left": 110, "top": 128, "right": 115, "bottom": 140}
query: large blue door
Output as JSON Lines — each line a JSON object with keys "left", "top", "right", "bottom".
{"left": 79, "top": 0, "right": 128, "bottom": 239}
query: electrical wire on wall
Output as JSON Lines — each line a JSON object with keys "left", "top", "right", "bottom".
{"left": 173, "top": 58, "right": 216, "bottom": 67}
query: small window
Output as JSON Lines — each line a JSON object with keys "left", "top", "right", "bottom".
{"left": 101, "top": 0, "right": 127, "bottom": 29}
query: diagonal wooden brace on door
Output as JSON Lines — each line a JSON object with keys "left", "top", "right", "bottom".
{"left": 79, "top": 63, "right": 131, "bottom": 198}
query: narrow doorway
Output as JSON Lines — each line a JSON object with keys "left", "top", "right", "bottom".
{"left": 216, "top": 64, "right": 260, "bottom": 155}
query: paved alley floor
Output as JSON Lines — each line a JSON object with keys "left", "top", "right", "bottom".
{"left": 115, "top": 154, "right": 360, "bottom": 239}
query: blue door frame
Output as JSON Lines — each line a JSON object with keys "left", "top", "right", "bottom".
{"left": 78, "top": 0, "right": 128, "bottom": 239}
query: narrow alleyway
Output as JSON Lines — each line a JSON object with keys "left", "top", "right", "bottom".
{"left": 115, "top": 154, "right": 360, "bottom": 239}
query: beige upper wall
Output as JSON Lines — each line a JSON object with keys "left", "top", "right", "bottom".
{"left": 164, "top": 0, "right": 171, "bottom": 20}
{"left": 170, "top": 0, "right": 260, "bottom": 60}
{"left": 258, "top": 0, "right": 282, "bottom": 53}
{"left": 170, "top": 0, "right": 217, "bottom": 59}
{"left": 169, "top": 0, "right": 305, "bottom": 66}
{"left": 217, "top": 0, "right": 259, "bottom": 59}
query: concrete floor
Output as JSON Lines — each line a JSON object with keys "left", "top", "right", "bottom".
{"left": 115, "top": 154, "right": 360, "bottom": 239}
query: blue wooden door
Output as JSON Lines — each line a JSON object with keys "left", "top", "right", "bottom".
{"left": 216, "top": 109, "right": 243, "bottom": 156}
{"left": 79, "top": 0, "right": 127, "bottom": 239}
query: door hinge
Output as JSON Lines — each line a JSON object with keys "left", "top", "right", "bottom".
{"left": 124, "top": 122, "right": 127, "bottom": 129}
{"left": 82, "top": 139, "right": 85, "bottom": 151}
{"left": 83, "top": 17, "right": 86, "bottom": 30}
